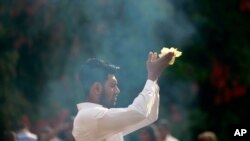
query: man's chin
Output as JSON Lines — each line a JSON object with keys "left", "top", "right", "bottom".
{"left": 107, "top": 103, "right": 116, "bottom": 108}
{"left": 102, "top": 102, "right": 116, "bottom": 108}
{"left": 112, "top": 101, "right": 117, "bottom": 107}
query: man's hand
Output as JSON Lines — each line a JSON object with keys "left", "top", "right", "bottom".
{"left": 147, "top": 51, "right": 174, "bottom": 81}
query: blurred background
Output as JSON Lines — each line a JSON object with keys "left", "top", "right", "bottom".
{"left": 0, "top": 0, "right": 250, "bottom": 141}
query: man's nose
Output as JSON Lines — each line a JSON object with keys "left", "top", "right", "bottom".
{"left": 115, "top": 86, "right": 120, "bottom": 94}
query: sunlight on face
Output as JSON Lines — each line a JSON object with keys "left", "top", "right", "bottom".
{"left": 101, "top": 74, "right": 120, "bottom": 108}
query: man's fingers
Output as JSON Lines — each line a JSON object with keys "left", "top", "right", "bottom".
{"left": 166, "top": 52, "right": 174, "bottom": 60}
{"left": 165, "top": 52, "right": 174, "bottom": 62}
{"left": 148, "top": 51, "right": 174, "bottom": 64}
{"left": 159, "top": 52, "right": 174, "bottom": 64}
{"left": 152, "top": 52, "right": 157, "bottom": 61}
{"left": 148, "top": 51, "right": 153, "bottom": 62}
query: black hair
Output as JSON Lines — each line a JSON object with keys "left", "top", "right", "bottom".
{"left": 79, "top": 58, "right": 120, "bottom": 98}
{"left": 157, "top": 119, "right": 169, "bottom": 129}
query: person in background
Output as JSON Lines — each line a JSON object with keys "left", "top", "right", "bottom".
{"left": 16, "top": 115, "right": 37, "bottom": 141}
{"left": 72, "top": 51, "right": 175, "bottom": 141}
{"left": 138, "top": 125, "right": 158, "bottom": 141}
{"left": 37, "top": 120, "right": 72, "bottom": 141}
{"left": 197, "top": 131, "right": 217, "bottom": 141}
{"left": 57, "top": 116, "right": 75, "bottom": 141}
{"left": 156, "top": 119, "right": 179, "bottom": 141}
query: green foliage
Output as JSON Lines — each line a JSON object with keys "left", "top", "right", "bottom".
{"left": 173, "top": 0, "right": 250, "bottom": 140}
{"left": 0, "top": 50, "right": 29, "bottom": 129}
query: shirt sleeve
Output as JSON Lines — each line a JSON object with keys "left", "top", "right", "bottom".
{"left": 96, "top": 79, "right": 160, "bottom": 140}
{"left": 122, "top": 81, "right": 159, "bottom": 136}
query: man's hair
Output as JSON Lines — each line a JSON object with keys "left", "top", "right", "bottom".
{"left": 157, "top": 119, "right": 169, "bottom": 129}
{"left": 79, "top": 58, "right": 120, "bottom": 97}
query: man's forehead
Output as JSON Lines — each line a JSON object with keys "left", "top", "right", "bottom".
{"left": 107, "top": 74, "right": 118, "bottom": 82}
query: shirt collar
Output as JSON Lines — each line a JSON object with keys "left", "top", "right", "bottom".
{"left": 77, "top": 102, "right": 103, "bottom": 110}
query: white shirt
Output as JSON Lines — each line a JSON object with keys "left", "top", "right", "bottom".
{"left": 72, "top": 80, "right": 159, "bottom": 141}
{"left": 17, "top": 129, "right": 37, "bottom": 141}
{"left": 165, "top": 135, "right": 179, "bottom": 141}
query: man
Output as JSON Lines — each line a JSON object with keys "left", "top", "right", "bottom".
{"left": 16, "top": 115, "right": 37, "bottom": 141}
{"left": 72, "top": 51, "right": 174, "bottom": 141}
{"left": 156, "top": 119, "right": 179, "bottom": 141}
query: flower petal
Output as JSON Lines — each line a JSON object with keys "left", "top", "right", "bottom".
{"left": 158, "top": 47, "right": 182, "bottom": 65}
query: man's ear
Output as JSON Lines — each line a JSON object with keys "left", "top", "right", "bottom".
{"left": 88, "top": 82, "right": 103, "bottom": 102}
{"left": 92, "top": 82, "right": 102, "bottom": 95}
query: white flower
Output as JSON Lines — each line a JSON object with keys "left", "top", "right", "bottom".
{"left": 159, "top": 47, "right": 182, "bottom": 65}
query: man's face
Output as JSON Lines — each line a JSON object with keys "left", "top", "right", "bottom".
{"left": 139, "top": 128, "right": 153, "bottom": 141}
{"left": 157, "top": 125, "right": 169, "bottom": 140}
{"left": 100, "top": 74, "right": 120, "bottom": 108}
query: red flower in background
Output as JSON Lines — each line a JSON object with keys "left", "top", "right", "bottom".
{"left": 210, "top": 61, "right": 229, "bottom": 89}
{"left": 210, "top": 61, "right": 246, "bottom": 105}
{"left": 232, "top": 80, "right": 246, "bottom": 97}
{"left": 240, "top": 0, "right": 250, "bottom": 12}
{"left": 170, "top": 105, "right": 183, "bottom": 123}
